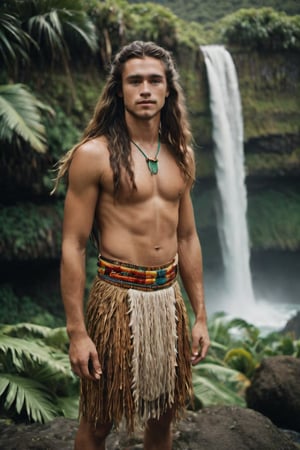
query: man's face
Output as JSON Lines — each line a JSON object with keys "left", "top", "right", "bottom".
{"left": 120, "top": 56, "right": 169, "bottom": 121}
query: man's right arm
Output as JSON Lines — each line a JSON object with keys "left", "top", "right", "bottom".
{"left": 60, "top": 143, "right": 102, "bottom": 380}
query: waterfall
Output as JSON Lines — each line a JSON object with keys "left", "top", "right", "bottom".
{"left": 201, "top": 45, "right": 255, "bottom": 313}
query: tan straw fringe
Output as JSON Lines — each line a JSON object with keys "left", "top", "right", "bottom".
{"left": 79, "top": 278, "right": 193, "bottom": 432}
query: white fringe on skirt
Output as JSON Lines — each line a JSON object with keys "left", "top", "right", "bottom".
{"left": 128, "top": 286, "right": 178, "bottom": 422}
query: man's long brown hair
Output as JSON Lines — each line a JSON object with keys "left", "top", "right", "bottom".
{"left": 52, "top": 40, "right": 192, "bottom": 195}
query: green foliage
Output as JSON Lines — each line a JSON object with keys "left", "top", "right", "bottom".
{"left": 128, "top": 0, "right": 300, "bottom": 24}
{"left": 189, "top": 311, "right": 300, "bottom": 407}
{"left": 125, "top": 3, "right": 177, "bottom": 45}
{"left": 0, "top": 202, "right": 63, "bottom": 259}
{"left": 84, "top": 0, "right": 206, "bottom": 64}
{"left": 224, "top": 347, "right": 256, "bottom": 378}
{"left": 126, "top": 2, "right": 207, "bottom": 49}
{"left": 0, "top": 83, "right": 53, "bottom": 153}
{"left": 0, "top": 0, "right": 98, "bottom": 156}
{"left": 44, "top": 105, "right": 81, "bottom": 160}
{"left": 248, "top": 188, "right": 300, "bottom": 251}
{"left": 2, "top": 0, "right": 98, "bottom": 72}
{"left": 0, "top": 285, "right": 62, "bottom": 327}
{"left": 0, "top": 323, "right": 78, "bottom": 423}
{"left": 193, "top": 361, "right": 247, "bottom": 407}
{"left": 220, "top": 8, "right": 300, "bottom": 50}
{"left": 0, "top": 12, "right": 31, "bottom": 75}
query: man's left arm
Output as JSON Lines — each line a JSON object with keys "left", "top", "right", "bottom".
{"left": 177, "top": 169, "right": 210, "bottom": 365}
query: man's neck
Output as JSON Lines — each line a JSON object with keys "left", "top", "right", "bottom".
{"left": 126, "top": 115, "right": 160, "bottom": 146}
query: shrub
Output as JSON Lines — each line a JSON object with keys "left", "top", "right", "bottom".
{"left": 220, "top": 8, "right": 300, "bottom": 50}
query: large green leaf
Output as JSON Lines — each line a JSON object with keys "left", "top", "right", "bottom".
{"left": 193, "top": 373, "right": 246, "bottom": 407}
{"left": 192, "top": 359, "right": 249, "bottom": 407}
{"left": 0, "top": 333, "right": 71, "bottom": 378}
{"left": 0, "top": 373, "right": 57, "bottom": 422}
{"left": 0, "top": 83, "right": 52, "bottom": 153}
{"left": 2, "top": 323, "right": 69, "bottom": 351}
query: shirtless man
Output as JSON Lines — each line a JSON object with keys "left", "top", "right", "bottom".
{"left": 55, "top": 41, "right": 210, "bottom": 450}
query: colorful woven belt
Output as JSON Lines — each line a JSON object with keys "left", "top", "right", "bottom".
{"left": 97, "top": 255, "right": 178, "bottom": 291}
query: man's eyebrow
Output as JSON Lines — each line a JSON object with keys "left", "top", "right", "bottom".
{"left": 126, "top": 73, "right": 164, "bottom": 80}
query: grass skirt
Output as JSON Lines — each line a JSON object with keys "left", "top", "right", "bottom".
{"left": 79, "top": 278, "right": 193, "bottom": 432}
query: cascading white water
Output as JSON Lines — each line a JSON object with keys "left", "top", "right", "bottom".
{"left": 201, "top": 45, "right": 255, "bottom": 313}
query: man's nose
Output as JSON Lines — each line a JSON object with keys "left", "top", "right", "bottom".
{"left": 140, "top": 81, "right": 151, "bottom": 95}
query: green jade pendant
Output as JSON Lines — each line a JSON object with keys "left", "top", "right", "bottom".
{"left": 131, "top": 137, "right": 161, "bottom": 175}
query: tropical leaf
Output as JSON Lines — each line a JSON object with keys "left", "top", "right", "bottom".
{"left": 1, "top": 322, "right": 54, "bottom": 339}
{"left": 193, "top": 372, "right": 246, "bottom": 407}
{"left": 1, "top": 323, "right": 69, "bottom": 352}
{"left": 0, "top": 323, "right": 79, "bottom": 423}
{"left": 0, "top": 12, "right": 32, "bottom": 72}
{"left": 0, "top": 83, "right": 53, "bottom": 153}
{"left": 18, "top": 0, "right": 98, "bottom": 64}
{"left": 0, "top": 373, "right": 57, "bottom": 422}
{"left": 0, "top": 333, "right": 71, "bottom": 378}
{"left": 196, "top": 362, "right": 249, "bottom": 384}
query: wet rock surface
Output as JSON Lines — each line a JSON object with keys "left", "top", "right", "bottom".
{"left": 1, "top": 406, "right": 299, "bottom": 450}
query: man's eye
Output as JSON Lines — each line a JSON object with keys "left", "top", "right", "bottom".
{"left": 130, "top": 79, "right": 140, "bottom": 85}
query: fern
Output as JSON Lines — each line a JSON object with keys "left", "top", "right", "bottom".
{"left": 0, "top": 373, "right": 58, "bottom": 422}
{"left": 0, "top": 324, "right": 79, "bottom": 423}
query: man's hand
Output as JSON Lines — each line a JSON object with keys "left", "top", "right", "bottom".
{"left": 69, "top": 333, "right": 102, "bottom": 380}
{"left": 190, "top": 321, "right": 210, "bottom": 366}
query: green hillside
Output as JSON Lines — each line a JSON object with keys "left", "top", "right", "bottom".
{"left": 128, "top": 0, "right": 300, "bottom": 23}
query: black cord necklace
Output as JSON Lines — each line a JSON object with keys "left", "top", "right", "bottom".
{"left": 131, "top": 136, "right": 161, "bottom": 175}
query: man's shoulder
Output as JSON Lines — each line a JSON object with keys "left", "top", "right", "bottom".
{"left": 69, "top": 137, "right": 111, "bottom": 182}
{"left": 76, "top": 137, "right": 108, "bottom": 159}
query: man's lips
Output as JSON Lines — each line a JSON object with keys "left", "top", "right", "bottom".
{"left": 137, "top": 100, "right": 155, "bottom": 105}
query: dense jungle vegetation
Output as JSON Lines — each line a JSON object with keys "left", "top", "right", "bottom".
{"left": 0, "top": 0, "right": 299, "bottom": 424}
{"left": 129, "top": 0, "right": 300, "bottom": 24}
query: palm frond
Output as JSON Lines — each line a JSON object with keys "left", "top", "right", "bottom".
{"left": 62, "top": 11, "right": 98, "bottom": 53}
{"left": 0, "top": 333, "right": 71, "bottom": 377}
{"left": 0, "top": 373, "right": 58, "bottom": 422}
{"left": 0, "top": 84, "right": 52, "bottom": 153}
{"left": 21, "top": 0, "right": 97, "bottom": 64}
{"left": 27, "top": 12, "right": 67, "bottom": 62}
{"left": 0, "top": 13, "right": 31, "bottom": 71}
{"left": 24, "top": 357, "right": 76, "bottom": 395}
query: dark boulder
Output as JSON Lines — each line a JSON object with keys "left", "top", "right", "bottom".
{"left": 246, "top": 355, "right": 300, "bottom": 432}
{"left": 282, "top": 311, "right": 300, "bottom": 339}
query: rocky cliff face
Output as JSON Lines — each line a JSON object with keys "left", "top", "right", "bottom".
{"left": 177, "top": 45, "right": 300, "bottom": 305}
{"left": 179, "top": 47, "right": 300, "bottom": 178}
